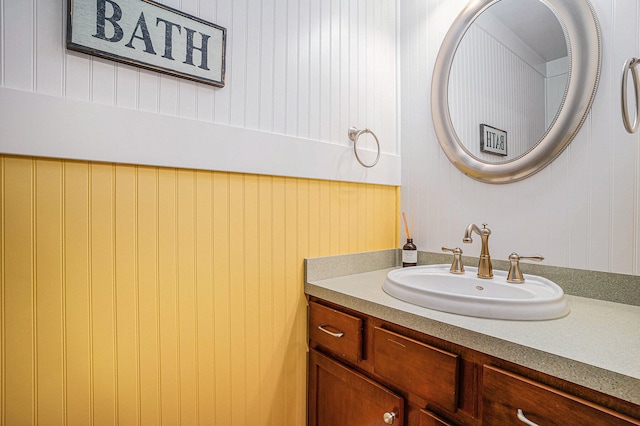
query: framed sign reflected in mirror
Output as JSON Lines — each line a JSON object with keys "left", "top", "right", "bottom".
{"left": 480, "top": 124, "right": 507, "bottom": 157}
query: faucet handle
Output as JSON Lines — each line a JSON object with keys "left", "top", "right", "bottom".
{"left": 442, "top": 246, "right": 465, "bottom": 274}
{"left": 507, "top": 253, "right": 544, "bottom": 283}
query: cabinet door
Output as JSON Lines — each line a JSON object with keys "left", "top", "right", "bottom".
{"left": 309, "top": 349, "right": 404, "bottom": 426}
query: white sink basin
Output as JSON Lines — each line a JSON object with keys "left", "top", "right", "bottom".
{"left": 383, "top": 264, "right": 569, "bottom": 320}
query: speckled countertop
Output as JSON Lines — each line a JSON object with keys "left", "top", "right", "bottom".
{"left": 304, "top": 250, "right": 640, "bottom": 406}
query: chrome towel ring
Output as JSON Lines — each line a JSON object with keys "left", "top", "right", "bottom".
{"left": 348, "top": 126, "right": 380, "bottom": 168}
{"left": 622, "top": 57, "right": 640, "bottom": 133}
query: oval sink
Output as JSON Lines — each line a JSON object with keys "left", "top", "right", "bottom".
{"left": 383, "top": 264, "right": 569, "bottom": 320}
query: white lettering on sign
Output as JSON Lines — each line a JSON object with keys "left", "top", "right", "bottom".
{"left": 67, "top": 0, "right": 226, "bottom": 87}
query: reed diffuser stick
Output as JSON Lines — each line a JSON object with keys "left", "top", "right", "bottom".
{"left": 402, "top": 212, "right": 411, "bottom": 240}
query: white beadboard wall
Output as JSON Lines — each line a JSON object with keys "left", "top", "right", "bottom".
{"left": 449, "top": 24, "right": 547, "bottom": 162}
{"left": 0, "top": 0, "right": 400, "bottom": 185}
{"left": 401, "top": 0, "right": 640, "bottom": 275}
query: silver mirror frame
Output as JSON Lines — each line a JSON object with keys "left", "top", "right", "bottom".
{"left": 431, "top": 0, "right": 602, "bottom": 184}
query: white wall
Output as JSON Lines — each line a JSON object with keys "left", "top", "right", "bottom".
{"left": 401, "top": 0, "right": 640, "bottom": 275}
{"left": 449, "top": 24, "right": 546, "bottom": 162}
{"left": 0, "top": 0, "right": 400, "bottom": 185}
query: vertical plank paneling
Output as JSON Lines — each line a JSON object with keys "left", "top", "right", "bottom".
{"left": 356, "top": 182, "right": 368, "bottom": 253}
{"left": 213, "top": 0, "right": 232, "bottom": 125}
{"left": 115, "top": 65, "right": 139, "bottom": 110}
{"left": 178, "top": 81, "right": 198, "bottom": 120}
{"left": 257, "top": 175, "right": 275, "bottom": 425}
{"left": 227, "top": 173, "right": 246, "bottom": 424}
{"left": 243, "top": 174, "right": 260, "bottom": 423}
{"left": 229, "top": 0, "right": 248, "bottom": 127}
{"left": 1, "top": 155, "right": 400, "bottom": 426}
{"left": 35, "top": 0, "right": 64, "bottom": 95}
{"left": 3, "top": 0, "right": 33, "bottom": 90}
{"left": 260, "top": 0, "right": 275, "bottom": 131}
{"left": 286, "top": 0, "right": 300, "bottom": 135}
{"left": 338, "top": 183, "right": 350, "bottom": 254}
{"left": 6, "top": 0, "right": 400, "bottom": 162}
{"left": 91, "top": 60, "right": 116, "bottom": 105}
{"left": 158, "top": 168, "right": 179, "bottom": 425}
{"left": 307, "top": 180, "right": 321, "bottom": 258}
{"left": 3, "top": 157, "right": 35, "bottom": 426}
{"left": 212, "top": 172, "right": 231, "bottom": 425}
{"left": 246, "top": 0, "right": 263, "bottom": 130}
{"left": 316, "top": 180, "right": 329, "bottom": 256}
{"left": 283, "top": 177, "right": 299, "bottom": 422}
{"left": 114, "top": 165, "right": 139, "bottom": 424}
{"left": 611, "top": 0, "right": 639, "bottom": 273}
{"left": 269, "top": 175, "right": 287, "bottom": 422}
{"left": 329, "top": 181, "right": 341, "bottom": 253}
{"left": 319, "top": 0, "right": 331, "bottom": 143}
{"left": 35, "top": 160, "right": 65, "bottom": 426}
{"left": 64, "top": 162, "right": 92, "bottom": 426}
{"left": 272, "top": 0, "right": 288, "bottom": 134}
{"left": 138, "top": 70, "right": 160, "bottom": 113}
{"left": 159, "top": 75, "right": 179, "bottom": 117}
{"left": 137, "top": 166, "right": 161, "bottom": 425}
{"left": 176, "top": 170, "right": 198, "bottom": 425}
{"left": 2, "top": 2, "right": 403, "bottom": 425}
{"left": 297, "top": 0, "right": 311, "bottom": 138}
{"left": 195, "top": 171, "right": 215, "bottom": 425}
{"left": 90, "top": 163, "right": 117, "bottom": 426}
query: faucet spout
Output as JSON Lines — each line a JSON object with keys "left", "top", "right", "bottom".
{"left": 463, "top": 223, "right": 493, "bottom": 279}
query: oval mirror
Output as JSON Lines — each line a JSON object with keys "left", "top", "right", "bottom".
{"left": 431, "top": 0, "right": 601, "bottom": 183}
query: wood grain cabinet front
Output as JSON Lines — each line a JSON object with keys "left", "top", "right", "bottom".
{"left": 420, "top": 409, "right": 455, "bottom": 426}
{"left": 482, "top": 365, "right": 640, "bottom": 426}
{"left": 373, "top": 327, "right": 460, "bottom": 413}
{"left": 309, "top": 349, "right": 404, "bottom": 426}
{"left": 309, "top": 301, "right": 363, "bottom": 364}
{"left": 306, "top": 297, "right": 640, "bottom": 426}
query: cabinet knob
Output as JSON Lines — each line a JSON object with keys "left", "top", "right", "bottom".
{"left": 517, "top": 409, "right": 539, "bottom": 426}
{"left": 383, "top": 411, "right": 397, "bottom": 424}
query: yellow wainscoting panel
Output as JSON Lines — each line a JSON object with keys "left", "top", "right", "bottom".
{"left": 0, "top": 155, "right": 399, "bottom": 426}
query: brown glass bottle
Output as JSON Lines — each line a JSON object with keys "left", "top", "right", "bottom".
{"left": 402, "top": 238, "right": 417, "bottom": 267}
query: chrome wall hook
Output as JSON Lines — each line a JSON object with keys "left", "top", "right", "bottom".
{"left": 621, "top": 57, "right": 640, "bottom": 133}
{"left": 348, "top": 126, "right": 380, "bottom": 168}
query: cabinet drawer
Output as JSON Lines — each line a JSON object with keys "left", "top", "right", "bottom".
{"left": 373, "top": 327, "right": 459, "bottom": 412}
{"left": 309, "top": 301, "right": 363, "bottom": 364}
{"left": 482, "top": 365, "right": 640, "bottom": 426}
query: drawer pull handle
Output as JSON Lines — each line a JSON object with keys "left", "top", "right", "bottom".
{"left": 517, "top": 409, "right": 539, "bottom": 426}
{"left": 383, "top": 411, "right": 397, "bottom": 424}
{"left": 318, "top": 324, "right": 344, "bottom": 338}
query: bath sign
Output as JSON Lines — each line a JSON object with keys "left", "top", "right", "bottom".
{"left": 67, "top": 0, "right": 226, "bottom": 87}
{"left": 480, "top": 124, "right": 507, "bottom": 156}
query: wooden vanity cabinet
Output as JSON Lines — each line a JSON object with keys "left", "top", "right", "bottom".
{"left": 307, "top": 297, "right": 640, "bottom": 426}
{"left": 308, "top": 299, "right": 473, "bottom": 426}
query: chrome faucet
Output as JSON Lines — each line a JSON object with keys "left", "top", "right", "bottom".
{"left": 463, "top": 223, "right": 493, "bottom": 279}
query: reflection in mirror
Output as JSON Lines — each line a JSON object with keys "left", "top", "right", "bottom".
{"left": 448, "top": 0, "right": 568, "bottom": 163}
